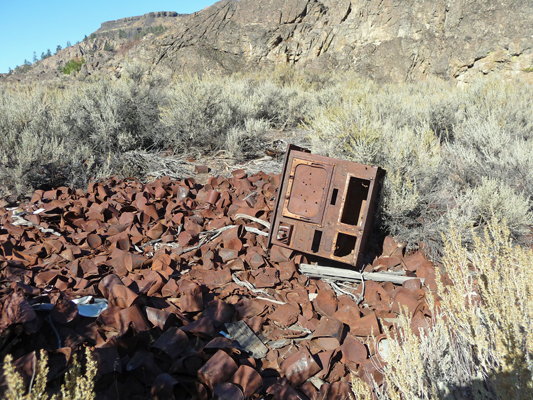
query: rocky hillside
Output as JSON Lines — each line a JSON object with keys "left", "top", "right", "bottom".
{"left": 0, "top": 11, "right": 184, "bottom": 83}
{"left": 150, "top": 0, "right": 533, "bottom": 83}
{"left": 95, "top": 11, "right": 185, "bottom": 38}
{"left": 3, "top": 0, "right": 533, "bottom": 83}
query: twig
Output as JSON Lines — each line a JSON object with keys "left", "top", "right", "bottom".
{"left": 28, "top": 354, "right": 36, "bottom": 394}
{"left": 242, "top": 191, "right": 257, "bottom": 201}
{"left": 232, "top": 273, "right": 264, "bottom": 294}
{"left": 231, "top": 274, "right": 280, "bottom": 301}
{"left": 11, "top": 213, "right": 61, "bottom": 237}
{"left": 174, "top": 237, "right": 208, "bottom": 255}
{"left": 151, "top": 224, "right": 183, "bottom": 252}
{"left": 201, "top": 225, "right": 239, "bottom": 237}
{"left": 356, "top": 278, "right": 365, "bottom": 305}
{"left": 255, "top": 296, "right": 286, "bottom": 305}
{"left": 287, "top": 324, "right": 312, "bottom": 334}
{"left": 157, "top": 223, "right": 269, "bottom": 253}
{"left": 234, "top": 213, "right": 271, "bottom": 230}
{"left": 157, "top": 225, "right": 236, "bottom": 253}
{"left": 244, "top": 227, "right": 268, "bottom": 237}
{"left": 140, "top": 238, "right": 162, "bottom": 249}
{"left": 325, "top": 280, "right": 361, "bottom": 303}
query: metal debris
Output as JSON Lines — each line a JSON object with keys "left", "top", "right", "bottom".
{"left": 0, "top": 165, "right": 440, "bottom": 399}
{"left": 268, "top": 144, "right": 384, "bottom": 267}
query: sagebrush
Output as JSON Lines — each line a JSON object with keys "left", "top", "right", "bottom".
{"left": 352, "top": 219, "right": 533, "bottom": 399}
{"left": 0, "top": 64, "right": 315, "bottom": 197}
{"left": 1, "top": 65, "right": 532, "bottom": 255}
{"left": 307, "top": 75, "right": 533, "bottom": 255}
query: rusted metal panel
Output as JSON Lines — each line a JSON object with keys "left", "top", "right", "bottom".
{"left": 268, "top": 145, "right": 384, "bottom": 268}
{"left": 282, "top": 159, "right": 334, "bottom": 224}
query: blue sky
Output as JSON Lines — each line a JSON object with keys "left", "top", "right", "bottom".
{"left": 0, "top": 1, "right": 218, "bottom": 73}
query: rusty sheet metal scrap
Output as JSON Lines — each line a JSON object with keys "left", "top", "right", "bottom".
{"left": 268, "top": 145, "right": 384, "bottom": 267}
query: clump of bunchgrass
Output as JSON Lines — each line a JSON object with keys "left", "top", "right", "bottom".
{"left": 2, "top": 348, "right": 97, "bottom": 400}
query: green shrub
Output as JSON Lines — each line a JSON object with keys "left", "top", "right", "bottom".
{"left": 62, "top": 58, "right": 85, "bottom": 75}
{"left": 103, "top": 42, "right": 113, "bottom": 52}
{"left": 133, "top": 24, "right": 168, "bottom": 40}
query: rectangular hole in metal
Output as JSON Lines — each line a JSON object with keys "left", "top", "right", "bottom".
{"left": 276, "top": 222, "right": 293, "bottom": 245}
{"left": 340, "top": 177, "right": 370, "bottom": 226}
{"left": 311, "top": 230, "right": 323, "bottom": 253}
{"left": 330, "top": 188, "right": 338, "bottom": 206}
{"left": 334, "top": 232, "right": 357, "bottom": 258}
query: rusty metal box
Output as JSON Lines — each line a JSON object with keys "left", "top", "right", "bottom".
{"left": 268, "top": 145, "right": 384, "bottom": 267}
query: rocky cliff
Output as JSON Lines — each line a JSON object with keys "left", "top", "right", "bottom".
{"left": 3, "top": 0, "right": 533, "bottom": 83}
{"left": 95, "top": 11, "right": 185, "bottom": 39}
{"left": 0, "top": 11, "right": 182, "bottom": 83}
{"left": 150, "top": 0, "right": 533, "bottom": 83}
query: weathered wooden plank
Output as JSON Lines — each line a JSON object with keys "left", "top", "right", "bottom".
{"left": 299, "top": 263, "right": 424, "bottom": 285}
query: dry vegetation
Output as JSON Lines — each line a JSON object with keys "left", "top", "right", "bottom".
{"left": 2, "top": 64, "right": 532, "bottom": 254}
{"left": 2, "top": 347, "right": 96, "bottom": 400}
{"left": 1, "top": 64, "right": 533, "bottom": 399}
{"left": 352, "top": 220, "right": 533, "bottom": 400}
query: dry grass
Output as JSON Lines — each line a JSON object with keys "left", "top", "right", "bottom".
{"left": 352, "top": 219, "right": 533, "bottom": 399}
{"left": 307, "top": 75, "right": 533, "bottom": 255}
{"left": 2, "top": 348, "right": 97, "bottom": 400}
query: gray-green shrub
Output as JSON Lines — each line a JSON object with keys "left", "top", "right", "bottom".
{"left": 0, "top": 64, "right": 316, "bottom": 198}
{"left": 307, "top": 74, "right": 533, "bottom": 255}
{"left": 2, "top": 66, "right": 532, "bottom": 256}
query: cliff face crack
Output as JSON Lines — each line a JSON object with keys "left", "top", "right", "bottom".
{"left": 340, "top": 3, "right": 352, "bottom": 24}
{"left": 213, "top": 3, "right": 236, "bottom": 30}
{"left": 190, "top": 2, "right": 235, "bottom": 40}
{"left": 453, "top": 54, "right": 489, "bottom": 78}
{"left": 405, "top": 52, "right": 419, "bottom": 82}
{"left": 268, "top": 34, "right": 283, "bottom": 49}
{"left": 315, "top": 30, "right": 335, "bottom": 58}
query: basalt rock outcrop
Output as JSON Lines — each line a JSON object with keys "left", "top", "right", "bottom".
{"left": 3, "top": 0, "right": 533, "bottom": 84}
{"left": 95, "top": 11, "right": 186, "bottom": 39}
{"left": 150, "top": 0, "right": 533, "bottom": 83}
